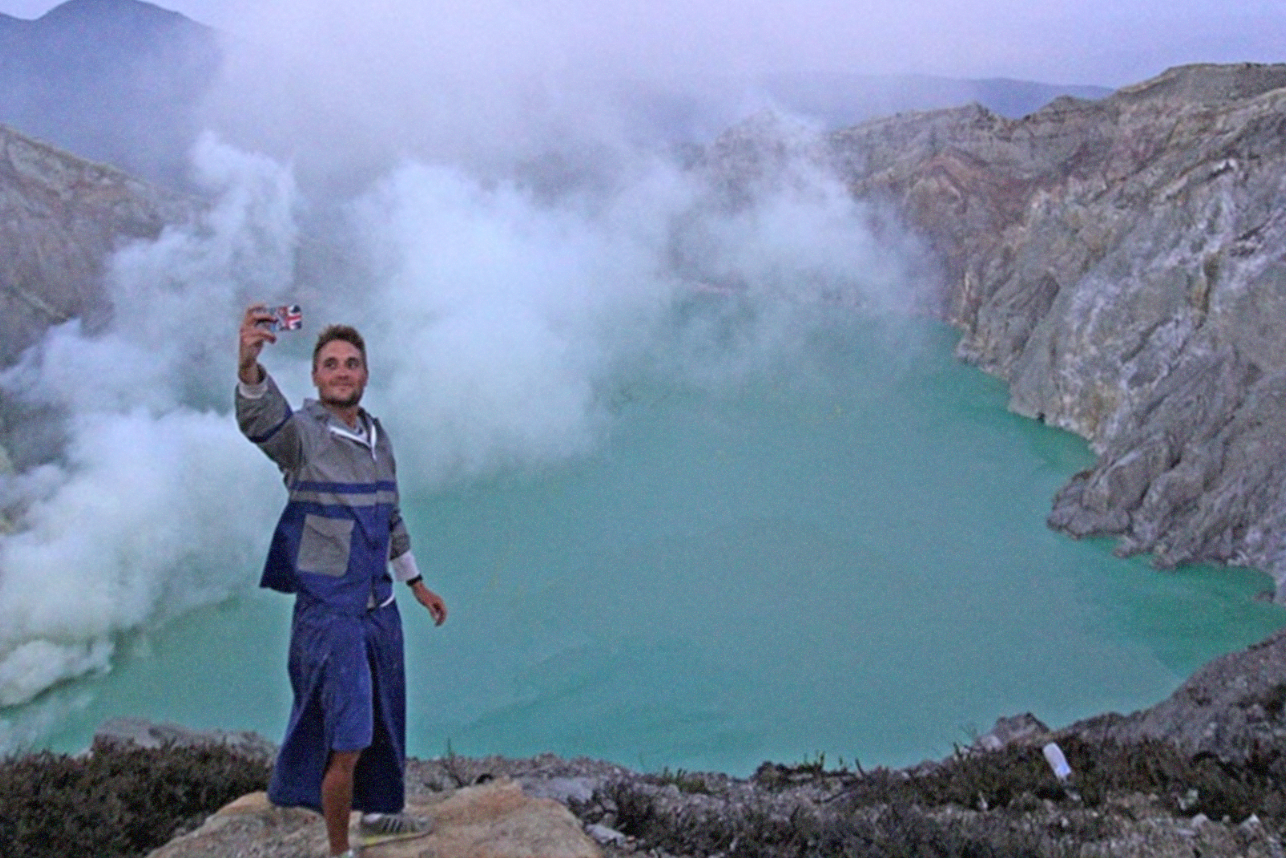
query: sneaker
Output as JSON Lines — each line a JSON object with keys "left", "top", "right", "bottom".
{"left": 357, "top": 812, "right": 434, "bottom": 847}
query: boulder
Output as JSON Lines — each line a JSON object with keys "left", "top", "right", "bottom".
{"left": 93, "top": 716, "right": 277, "bottom": 762}
{"left": 147, "top": 778, "right": 603, "bottom": 858}
{"left": 972, "top": 712, "right": 1051, "bottom": 752}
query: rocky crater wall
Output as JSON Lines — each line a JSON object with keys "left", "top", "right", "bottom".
{"left": 0, "top": 124, "right": 195, "bottom": 490}
{"left": 817, "top": 63, "right": 1286, "bottom": 598}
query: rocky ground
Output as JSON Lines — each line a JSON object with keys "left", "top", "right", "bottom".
{"left": 399, "top": 741, "right": 1285, "bottom": 858}
{"left": 89, "top": 723, "right": 1286, "bottom": 858}
{"left": 6, "top": 628, "right": 1286, "bottom": 858}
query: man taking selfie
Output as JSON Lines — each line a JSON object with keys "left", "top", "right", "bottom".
{"left": 236, "top": 304, "right": 448, "bottom": 858}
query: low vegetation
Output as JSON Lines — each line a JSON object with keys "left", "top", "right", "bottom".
{"left": 0, "top": 740, "right": 270, "bottom": 858}
{"left": 3, "top": 734, "right": 1285, "bottom": 857}
{"left": 602, "top": 736, "right": 1286, "bottom": 857}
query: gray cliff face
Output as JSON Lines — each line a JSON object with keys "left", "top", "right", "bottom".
{"left": 819, "top": 63, "right": 1286, "bottom": 597}
{"left": 0, "top": 124, "right": 193, "bottom": 480}
{"left": 0, "top": 125, "right": 193, "bottom": 367}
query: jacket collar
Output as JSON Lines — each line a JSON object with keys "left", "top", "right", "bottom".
{"left": 303, "top": 399, "right": 379, "bottom": 449}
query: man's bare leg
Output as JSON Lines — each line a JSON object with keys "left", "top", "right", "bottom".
{"left": 322, "top": 750, "right": 361, "bottom": 856}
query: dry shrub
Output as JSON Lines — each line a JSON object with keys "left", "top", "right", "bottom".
{"left": 605, "top": 736, "right": 1286, "bottom": 858}
{"left": 0, "top": 742, "right": 270, "bottom": 858}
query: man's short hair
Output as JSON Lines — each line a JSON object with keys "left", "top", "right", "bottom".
{"left": 313, "top": 324, "right": 367, "bottom": 370}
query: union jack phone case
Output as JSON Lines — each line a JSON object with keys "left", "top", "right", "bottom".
{"left": 267, "top": 304, "right": 302, "bottom": 331}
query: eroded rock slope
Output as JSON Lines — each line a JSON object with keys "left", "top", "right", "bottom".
{"left": 819, "top": 63, "right": 1286, "bottom": 595}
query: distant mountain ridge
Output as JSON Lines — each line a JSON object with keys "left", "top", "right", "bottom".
{"left": 0, "top": 0, "right": 220, "bottom": 186}
{"left": 754, "top": 71, "right": 1112, "bottom": 124}
{"left": 0, "top": 0, "right": 1109, "bottom": 188}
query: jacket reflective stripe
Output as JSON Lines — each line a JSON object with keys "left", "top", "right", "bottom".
{"left": 289, "top": 481, "right": 399, "bottom": 507}
{"left": 293, "top": 480, "right": 399, "bottom": 492}
{"left": 247, "top": 409, "right": 293, "bottom": 445}
{"left": 289, "top": 489, "right": 399, "bottom": 506}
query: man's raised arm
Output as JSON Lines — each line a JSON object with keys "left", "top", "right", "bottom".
{"left": 235, "top": 304, "right": 301, "bottom": 469}
{"left": 238, "top": 304, "right": 279, "bottom": 386}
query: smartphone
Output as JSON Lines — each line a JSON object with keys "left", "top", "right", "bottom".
{"left": 262, "top": 304, "right": 302, "bottom": 332}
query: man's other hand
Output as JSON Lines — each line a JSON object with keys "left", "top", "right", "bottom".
{"left": 411, "top": 581, "right": 448, "bottom": 626}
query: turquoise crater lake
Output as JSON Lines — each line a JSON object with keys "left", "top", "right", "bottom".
{"left": 14, "top": 317, "right": 1285, "bottom": 775}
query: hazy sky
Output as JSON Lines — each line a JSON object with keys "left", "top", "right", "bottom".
{"left": 0, "top": 0, "right": 1281, "bottom": 87}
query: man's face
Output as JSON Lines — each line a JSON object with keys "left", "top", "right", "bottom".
{"left": 312, "top": 340, "right": 368, "bottom": 410}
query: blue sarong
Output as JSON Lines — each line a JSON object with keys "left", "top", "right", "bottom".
{"left": 267, "top": 595, "right": 407, "bottom": 814}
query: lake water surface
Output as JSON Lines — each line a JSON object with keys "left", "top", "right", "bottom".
{"left": 16, "top": 317, "right": 1285, "bottom": 775}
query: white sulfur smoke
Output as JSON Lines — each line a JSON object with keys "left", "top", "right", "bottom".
{"left": 0, "top": 0, "right": 933, "bottom": 730}
{"left": 0, "top": 130, "right": 925, "bottom": 714}
{"left": 0, "top": 137, "right": 299, "bottom": 708}
{"left": 347, "top": 158, "right": 689, "bottom": 483}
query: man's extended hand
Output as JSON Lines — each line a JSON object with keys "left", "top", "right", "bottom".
{"left": 238, "top": 304, "right": 279, "bottom": 384}
{"left": 411, "top": 581, "right": 448, "bottom": 626}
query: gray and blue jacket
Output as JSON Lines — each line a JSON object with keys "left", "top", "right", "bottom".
{"left": 236, "top": 373, "right": 410, "bottom": 615}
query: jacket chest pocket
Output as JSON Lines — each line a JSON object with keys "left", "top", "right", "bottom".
{"left": 297, "top": 514, "right": 354, "bottom": 577}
